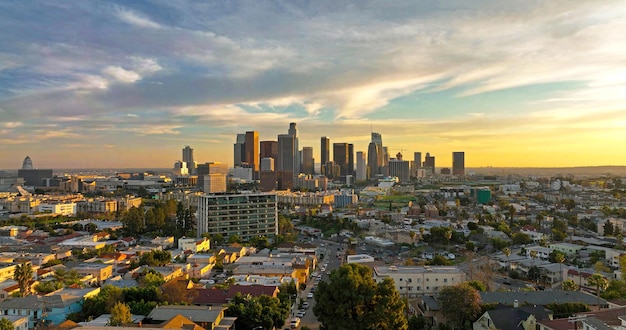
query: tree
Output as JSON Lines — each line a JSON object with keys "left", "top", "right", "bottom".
{"left": 554, "top": 252, "right": 565, "bottom": 283}
{"left": 109, "top": 302, "right": 132, "bottom": 326}
{"left": 313, "top": 263, "right": 408, "bottom": 330}
{"left": 226, "top": 293, "right": 289, "bottom": 330}
{"left": 0, "top": 318, "right": 14, "bottom": 330}
{"left": 604, "top": 221, "right": 614, "bottom": 236}
{"left": 587, "top": 273, "right": 608, "bottom": 307}
{"left": 562, "top": 280, "right": 579, "bottom": 291}
{"left": 437, "top": 283, "right": 481, "bottom": 329}
{"left": 467, "top": 280, "right": 487, "bottom": 292}
{"left": 13, "top": 262, "right": 33, "bottom": 297}
{"left": 511, "top": 233, "right": 533, "bottom": 245}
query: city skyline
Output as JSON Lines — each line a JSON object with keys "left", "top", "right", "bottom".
{"left": 1, "top": 1, "right": 626, "bottom": 169}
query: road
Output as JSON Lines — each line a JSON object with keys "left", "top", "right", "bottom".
{"left": 290, "top": 238, "right": 344, "bottom": 330}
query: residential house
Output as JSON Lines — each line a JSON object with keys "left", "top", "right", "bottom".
{"left": 0, "top": 315, "right": 28, "bottom": 330}
{"left": 71, "top": 263, "right": 113, "bottom": 285}
{"left": 473, "top": 305, "right": 553, "bottom": 330}
{"left": 146, "top": 305, "right": 235, "bottom": 330}
{"left": 193, "top": 285, "right": 279, "bottom": 307}
{"left": 480, "top": 291, "right": 608, "bottom": 311}
{"left": 373, "top": 266, "right": 465, "bottom": 298}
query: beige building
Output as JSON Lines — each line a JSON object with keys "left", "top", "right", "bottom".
{"left": 373, "top": 265, "right": 465, "bottom": 298}
{"left": 203, "top": 173, "right": 227, "bottom": 193}
{"left": 72, "top": 263, "right": 113, "bottom": 285}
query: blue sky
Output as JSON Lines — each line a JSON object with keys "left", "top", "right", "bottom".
{"left": 1, "top": 1, "right": 625, "bottom": 169}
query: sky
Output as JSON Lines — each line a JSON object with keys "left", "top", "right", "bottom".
{"left": 1, "top": 0, "right": 626, "bottom": 170}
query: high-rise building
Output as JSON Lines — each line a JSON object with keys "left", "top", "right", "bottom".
{"left": 288, "top": 123, "right": 300, "bottom": 175}
{"left": 197, "top": 162, "right": 229, "bottom": 190}
{"left": 260, "top": 141, "right": 278, "bottom": 162}
{"left": 424, "top": 152, "right": 435, "bottom": 174}
{"left": 22, "top": 156, "right": 33, "bottom": 170}
{"left": 260, "top": 157, "right": 274, "bottom": 172}
{"left": 173, "top": 161, "right": 189, "bottom": 175}
{"left": 245, "top": 131, "right": 259, "bottom": 177}
{"left": 320, "top": 136, "right": 330, "bottom": 167}
{"left": 302, "top": 147, "right": 314, "bottom": 175}
{"left": 203, "top": 173, "right": 227, "bottom": 193}
{"left": 389, "top": 153, "right": 410, "bottom": 182}
{"left": 182, "top": 146, "right": 195, "bottom": 175}
{"left": 333, "top": 143, "right": 350, "bottom": 177}
{"left": 371, "top": 132, "right": 383, "bottom": 168}
{"left": 367, "top": 142, "right": 380, "bottom": 178}
{"left": 277, "top": 134, "right": 295, "bottom": 174}
{"left": 233, "top": 134, "right": 246, "bottom": 166}
{"left": 413, "top": 152, "right": 422, "bottom": 170}
{"left": 348, "top": 144, "right": 354, "bottom": 177}
{"left": 452, "top": 152, "right": 465, "bottom": 176}
{"left": 197, "top": 192, "right": 278, "bottom": 241}
{"left": 356, "top": 151, "right": 367, "bottom": 181}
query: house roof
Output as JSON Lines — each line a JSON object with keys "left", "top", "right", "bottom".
{"left": 483, "top": 306, "right": 552, "bottom": 330}
{"left": 577, "top": 306, "right": 626, "bottom": 326}
{"left": 147, "top": 305, "right": 226, "bottom": 323}
{"left": 479, "top": 291, "right": 607, "bottom": 306}
{"left": 193, "top": 285, "right": 278, "bottom": 305}
{"left": 159, "top": 314, "right": 205, "bottom": 330}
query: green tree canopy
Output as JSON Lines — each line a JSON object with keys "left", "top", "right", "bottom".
{"left": 437, "top": 283, "right": 481, "bottom": 329}
{"left": 313, "top": 263, "right": 408, "bottom": 330}
{"left": 0, "top": 317, "right": 14, "bottom": 330}
{"left": 226, "top": 293, "right": 289, "bottom": 330}
{"left": 109, "top": 302, "right": 132, "bottom": 326}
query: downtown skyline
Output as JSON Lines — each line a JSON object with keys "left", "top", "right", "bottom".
{"left": 1, "top": 1, "right": 626, "bottom": 169}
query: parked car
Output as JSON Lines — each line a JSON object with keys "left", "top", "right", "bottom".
{"left": 302, "top": 302, "right": 310, "bottom": 309}
{"left": 307, "top": 292, "right": 314, "bottom": 299}
{"left": 290, "top": 318, "right": 300, "bottom": 329}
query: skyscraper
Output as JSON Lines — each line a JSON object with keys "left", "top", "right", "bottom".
{"left": 371, "top": 132, "right": 383, "bottom": 168}
{"left": 245, "top": 131, "right": 259, "bottom": 177}
{"left": 288, "top": 123, "right": 300, "bottom": 175}
{"left": 413, "top": 152, "right": 422, "bottom": 169}
{"left": 356, "top": 151, "right": 367, "bottom": 181}
{"left": 333, "top": 143, "right": 350, "bottom": 177}
{"left": 452, "top": 152, "right": 465, "bottom": 176}
{"left": 389, "top": 153, "right": 410, "bottom": 182}
{"left": 348, "top": 144, "right": 354, "bottom": 177}
{"left": 233, "top": 134, "right": 246, "bottom": 166}
{"left": 277, "top": 134, "right": 295, "bottom": 173}
{"left": 320, "top": 136, "right": 330, "bottom": 167}
{"left": 367, "top": 142, "right": 379, "bottom": 178}
{"left": 424, "top": 152, "right": 435, "bottom": 174}
{"left": 182, "top": 146, "right": 195, "bottom": 175}
{"left": 260, "top": 141, "right": 278, "bottom": 163}
{"left": 301, "top": 147, "right": 314, "bottom": 175}
{"left": 22, "top": 156, "right": 33, "bottom": 169}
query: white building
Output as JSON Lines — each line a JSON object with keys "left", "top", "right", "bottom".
{"left": 38, "top": 202, "right": 76, "bottom": 216}
{"left": 373, "top": 265, "right": 465, "bottom": 298}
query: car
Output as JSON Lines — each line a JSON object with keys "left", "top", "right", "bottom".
{"left": 290, "top": 318, "right": 300, "bottom": 329}
{"left": 296, "top": 310, "right": 306, "bottom": 317}
{"left": 307, "top": 292, "right": 314, "bottom": 299}
{"left": 503, "top": 279, "right": 512, "bottom": 285}
{"left": 302, "top": 302, "right": 310, "bottom": 309}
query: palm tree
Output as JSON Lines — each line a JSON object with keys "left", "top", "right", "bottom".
{"left": 13, "top": 262, "right": 33, "bottom": 297}
{"left": 419, "top": 227, "right": 425, "bottom": 240}
{"left": 587, "top": 273, "right": 608, "bottom": 309}
{"left": 503, "top": 247, "right": 511, "bottom": 271}
{"left": 444, "top": 228, "right": 452, "bottom": 246}
{"left": 409, "top": 231, "right": 416, "bottom": 245}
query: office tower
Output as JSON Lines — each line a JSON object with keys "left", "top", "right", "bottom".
{"left": 203, "top": 173, "right": 227, "bottom": 193}
{"left": 320, "top": 136, "right": 330, "bottom": 166}
{"left": 452, "top": 152, "right": 465, "bottom": 176}
{"left": 382, "top": 146, "right": 389, "bottom": 167}
{"left": 413, "top": 152, "right": 422, "bottom": 170}
{"left": 288, "top": 123, "right": 300, "bottom": 175}
{"left": 260, "top": 141, "right": 278, "bottom": 162}
{"left": 302, "top": 147, "right": 314, "bottom": 175}
{"left": 197, "top": 162, "right": 229, "bottom": 190}
{"left": 260, "top": 157, "right": 274, "bottom": 172}
{"left": 333, "top": 143, "right": 350, "bottom": 177}
{"left": 277, "top": 134, "right": 295, "bottom": 173}
{"left": 424, "top": 152, "right": 435, "bottom": 174}
{"left": 22, "top": 156, "right": 33, "bottom": 169}
{"left": 173, "top": 161, "right": 188, "bottom": 175}
{"left": 182, "top": 146, "right": 195, "bottom": 175}
{"left": 356, "top": 151, "right": 367, "bottom": 181}
{"left": 245, "top": 131, "right": 259, "bottom": 177}
{"left": 348, "top": 144, "right": 354, "bottom": 177}
{"left": 389, "top": 153, "right": 410, "bottom": 182}
{"left": 197, "top": 192, "right": 278, "bottom": 241}
{"left": 322, "top": 161, "right": 341, "bottom": 180}
{"left": 233, "top": 134, "right": 246, "bottom": 166}
{"left": 367, "top": 142, "right": 380, "bottom": 178}
{"left": 371, "top": 132, "right": 383, "bottom": 168}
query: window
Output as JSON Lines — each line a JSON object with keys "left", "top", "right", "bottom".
{"left": 408, "top": 278, "right": 412, "bottom": 282}
{"left": 444, "top": 278, "right": 448, "bottom": 283}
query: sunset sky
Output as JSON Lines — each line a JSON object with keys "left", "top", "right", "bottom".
{"left": 1, "top": 1, "right": 625, "bottom": 169}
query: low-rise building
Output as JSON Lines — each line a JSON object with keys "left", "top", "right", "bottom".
{"left": 373, "top": 265, "right": 465, "bottom": 298}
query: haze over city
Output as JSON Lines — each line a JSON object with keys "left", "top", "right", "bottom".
{"left": 1, "top": 1, "right": 626, "bottom": 169}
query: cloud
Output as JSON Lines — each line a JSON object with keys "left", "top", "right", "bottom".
{"left": 103, "top": 66, "right": 141, "bottom": 83}
{"left": 116, "top": 7, "right": 162, "bottom": 29}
